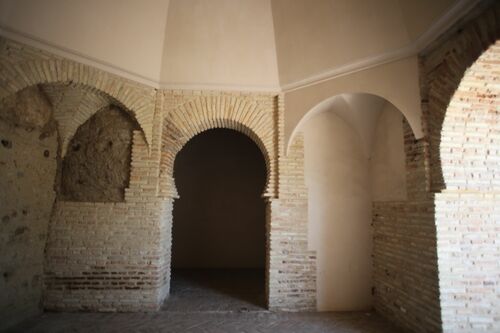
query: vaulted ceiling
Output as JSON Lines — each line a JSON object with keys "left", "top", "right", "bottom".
{"left": 0, "top": 0, "right": 470, "bottom": 90}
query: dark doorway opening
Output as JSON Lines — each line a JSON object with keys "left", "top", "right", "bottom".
{"left": 165, "top": 128, "right": 267, "bottom": 312}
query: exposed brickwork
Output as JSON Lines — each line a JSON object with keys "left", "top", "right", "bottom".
{"left": 434, "top": 39, "right": 500, "bottom": 333}
{"left": 159, "top": 91, "right": 278, "bottom": 199}
{"left": 268, "top": 132, "right": 316, "bottom": 311}
{"left": 403, "top": 120, "right": 431, "bottom": 200}
{"left": 373, "top": 199, "right": 440, "bottom": 333}
{"left": 440, "top": 41, "right": 500, "bottom": 192}
{"left": 373, "top": 122, "right": 440, "bottom": 333}
{"left": 43, "top": 200, "right": 168, "bottom": 312}
{"left": 0, "top": 36, "right": 163, "bottom": 316}
{"left": 40, "top": 83, "right": 110, "bottom": 157}
{"left": 16, "top": 72, "right": 316, "bottom": 312}
{"left": 374, "top": 3, "right": 500, "bottom": 333}
{"left": 44, "top": 130, "right": 169, "bottom": 311}
{"left": 3, "top": 4, "right": 497, "bottom": 331}
{"left": 0, "top": 45, "right": 315, "bottom": 312}
{"left": 158, "top": 91, "right": 316, "bottom": 311}
{"left": 423, "top": 4, "right": 500, "bottom": 332}
{"left": 0, "top": 37, "right": 157, "bottom": 147}
{"left": 435, "top": 192, "right": 500, "bottom": 333}
{"left": 420, "top": 2, "right": 500, "bottom": 192}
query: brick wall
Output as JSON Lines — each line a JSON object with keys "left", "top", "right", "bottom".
{"left": 424, "top": 3, "right": 499, "bottom": 332}
{"left": 0, "top": 32, "right": 319, "bottom": 314}
{"left": 373, "top": 199, "right": 440, "bottom": 332}
{"left": 4, "top": 3, "right": 497, "bottom": 329}
{"left": 1, "top": 35, "right": 318, "bottom": 314}
{"left": 159, "top": 90, "right": 279, "bottom": 198}
{"left": 40, "top": 83, "right": 111, "bottom": 157}
{"left": 0, "top": 37, "right": 157, "bottom": 147}
{"left": 44, "top": 200, "right": 167, "bottom": 311}
{"left": 373, "top": 121, "right": 440, "bottom": 333}
{"left": 439, "top": 41, "right": 500, "bottom": 192}
{"left": 420, "top": 1, "right": 499, "bottom": 192}
{"left": 0, "top": 37, "right": 166, "bottom": 315}
{"left": 374, "top": 3, "right": 500, "bottom": 333}
{"left": 44, "top": 129, "right": 169, "bottom": 311}
{"left": 159, "top": 91, "right": 316, "bottom": 311}
{"left": 268, "top": 132, "right": 316, "bottom": 310}
{"left": 435, "top": 193, "right": 500, "bottom": 332}
{"left": 433, "top": 35, "right": 500, "bottom": 333}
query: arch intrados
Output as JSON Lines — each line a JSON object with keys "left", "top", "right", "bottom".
{"left": 172, "top": 127, "right": 269, "bottom": 197}
{"left": 439, "top": 41, "right": 500, "bottom": 190}
{"left": 11, "top": 83, "right": 146, "bottom": 147}
{"left": 62, "top": 102, "right": 142, "bottom": 153}
{"left": 43, "top": 82, "right": 142, "bottom": 125}
{"left": 167, "top": 121, "right": 272, "bottom": 197}
{"left": 1, "top": 79, "right": 149, "bottom": 147}
{"left": 287, "top": 92, "right": 416, "bottom": 154}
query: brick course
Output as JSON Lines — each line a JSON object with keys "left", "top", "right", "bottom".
{"left": 1, "top": 36, "right": 316, "bottom": 312}
{"left": 424, "top": 4, "right": 499, "bottom": 332}
{"left": 374, "top": 3, "right": 500, "bottom": 333}
{"left": 1, "top": 3, "right": 498, "bottom": 330}
{"left": 0, "top": 38, "right": 157, "bottom": 147}
{"left": 159, "top": 91, "right": 316, "bottom": 310}
{"left": 373, "top": 122, "right": 440, "bottom": 333}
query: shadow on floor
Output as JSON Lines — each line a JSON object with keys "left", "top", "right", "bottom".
{"left": 162, "top": 268, "right": 266, "bottom": 312}
{"left": 5, "top": 311, "right": 405, "bottom": 333}
{"left": 4, "top": 269, "right": 406, "bottom": 332}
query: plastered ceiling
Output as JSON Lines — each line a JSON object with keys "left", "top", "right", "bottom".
{"left": 0, "top": 0, "right": 468, "bottom": 90}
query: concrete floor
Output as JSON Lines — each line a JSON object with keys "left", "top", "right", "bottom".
{"left": 6, "top": 269, "right": 404, "bottom": 333}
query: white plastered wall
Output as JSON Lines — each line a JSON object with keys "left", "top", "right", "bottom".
{"left": 303, "top": 111, "right": 373, "bottom": 311}
{"left": 301, "top": 95, "right": 407, "bottom": 311}
{"left": 370, "top": 103, "right": 407, "bottom": 201}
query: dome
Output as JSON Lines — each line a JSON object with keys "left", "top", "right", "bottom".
{"left": 0, "top": 0, "right": 464, "bottom": 90}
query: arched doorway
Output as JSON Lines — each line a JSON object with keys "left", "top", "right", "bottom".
{"left": 159, "top": 93, "right": 316, "bottom": 312}
{"left": 165, "top": 128, "right": 267, "bottom": 311}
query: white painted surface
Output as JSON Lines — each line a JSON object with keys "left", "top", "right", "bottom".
{"left": 284, "top": 57, "right": 423, "bottom": 145}
{"left": 161, "top": 0, "right": 280, "bottom": 89}
{"left": 0, "top": 0, "right": 170, "bottom": 82}
{"left": 301, "top": 94, "right": 408, "bottom": 310}
{"left": 398, "top": 0, "right": 457, "bottom": 40}
{"left": 303, "top": 111, "right": 373, "bottom": 311}
{"left": 272, "top": 0, "right": 411, "bottom": 85}
{"left": 0, "top": 0, "right": 465, "bottom": 91}
{"left": 370, "top": 103, "right": 407, "bottom": 201}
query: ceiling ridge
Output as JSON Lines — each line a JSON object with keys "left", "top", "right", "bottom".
{"left": 0, "top": 0, "right": 479, "bottom": 93}
{"left": 0, "top": 24, "right": 160, "bottom": 88}
{"left": 281, "top": 0, "right": 480, "bottom": 92}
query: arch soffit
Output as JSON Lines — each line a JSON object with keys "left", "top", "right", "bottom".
{"left": 0, "top": 59, "right": 155, "bottom": 148}
{"left": 162, "top": 96, "right": 277, "bottom": 197}
{"left": 440, "top": 41, "right": 500, "bottom": 190}
{"left": 283, "top": 57, "right": 422, "bottom": 145}
{"left": 164, "top": 97, "right": 273, "bottom": 163}
{"left": 287, "top": 92, "right": 417, "bottom": 155}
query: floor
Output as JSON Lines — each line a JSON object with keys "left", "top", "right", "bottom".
{"left": 7, "top": 269, "right": 404, "bottom": 333}
{"left": 162, "top": 269, "right": 266, "bottom": 312}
